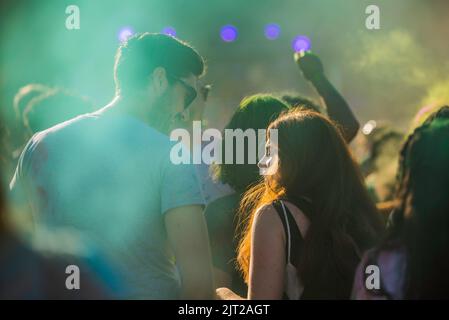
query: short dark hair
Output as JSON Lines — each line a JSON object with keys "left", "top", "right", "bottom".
{"left": 213, "top": 94, "right": 289, "bottom": 192}
{"left": 114, "top": 33, "right": 205, "bottom": 96}
{"left": 281, "top": 94, "right": 321, "bottom": 113}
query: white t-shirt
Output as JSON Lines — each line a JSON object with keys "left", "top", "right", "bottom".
{"left": 10, "top": 110, "right": 205, "bottom": 299}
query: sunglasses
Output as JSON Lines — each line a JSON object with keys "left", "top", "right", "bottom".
{"left": 167, "top": 74, "right": 197, "bottom": 110}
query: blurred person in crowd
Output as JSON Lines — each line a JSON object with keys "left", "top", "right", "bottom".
{"left": 9, "top": 33, "right": 214, "bottom": 299}
{"left": 352, "top": 117, "right": 449, "bottom": 299}
{"left": 360, "top": 125, "right": 404, "bottom": 217}
{"left": 217, "top": 110, "right": 383, "bottom": 300}
{"left": 386, "top": 106, "right": 449, "bottom": 228}
{"left": 11, "top": 84, "right": 54, "bottom": 159}
{"left": 10, "top": 84, "right": 95, "bottom": 161}
{"left": 12, "top": 84, "right": 51, "bottom": 128}
{"left": 21, "top": 87, "right": 95, "bottom": 136}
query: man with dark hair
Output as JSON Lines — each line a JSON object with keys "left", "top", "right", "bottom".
{"left": 112, "top": 33, "right": 205, "bottom": 135}
{"left": 10, "top": 33, "right": 214, "bottom": 299}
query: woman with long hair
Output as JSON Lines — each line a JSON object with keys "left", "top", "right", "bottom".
{"left": 218, "top": 109, "right": 384, "bottom": 300}
{"left": 206, "top": 94, "right": 290, "bottom": 296}
{"left": 353, "top": 115, "right": 449, "bottom": 299}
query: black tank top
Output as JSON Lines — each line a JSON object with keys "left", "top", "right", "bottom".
{"left": 272, "top": 197, "right": 313, "bottom": 299}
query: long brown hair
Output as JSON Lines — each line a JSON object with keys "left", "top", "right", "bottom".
{"left": 237, "top": 109, "right": 384, "bottom": 299}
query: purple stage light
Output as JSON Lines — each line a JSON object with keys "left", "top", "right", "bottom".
{"left": 264, "top": 24, "right": 281, "bottom": 40}
{"left": 162, "top": 26, "right": 177, "bottom": 37}
{"left": 292, "top": 35, "right": 312, "bottom": 52}
{"left": 118, "top": 26, "right": 134, "bottom": 43}
{"left": 220, "top": 25, "right": 238, "bottom": 42}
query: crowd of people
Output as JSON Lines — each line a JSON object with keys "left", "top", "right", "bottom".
{"left": 1, "top": 32, "right": 448, "bottom": 299}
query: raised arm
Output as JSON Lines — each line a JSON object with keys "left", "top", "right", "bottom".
{"left": 295, "top": 52, "right": 360, "bottom": 142}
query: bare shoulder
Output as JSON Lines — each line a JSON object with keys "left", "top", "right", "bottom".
{"left": 250, "top": 203, "right": 286, "bottom": 278}
{"left": 252, "top": 203, "right": 284, "bottom": 237}
{"left": 254, "top": 203, "right": 279, "bottom": 221}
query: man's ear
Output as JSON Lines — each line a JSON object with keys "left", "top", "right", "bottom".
{"left": 150, "top": 67, "right": 169, "bottom": 95}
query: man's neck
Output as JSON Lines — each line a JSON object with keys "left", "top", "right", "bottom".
{"left": 101, "top": 95, "right": 171, "bottom": 136}
{"left": 100, "top": 95, "right": 149, "bottom": 123}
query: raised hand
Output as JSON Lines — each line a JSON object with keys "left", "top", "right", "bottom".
{"left": 294, "top": 52, "right": 324, "bottom": 83}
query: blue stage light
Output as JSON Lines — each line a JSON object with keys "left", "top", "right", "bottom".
{"left": 292, "top": 35, "right": 312, "bottom": 52}
{"left": 220, "top": 25, "right": 238, "bottom": 42}
{"left": 264, "top": 24, "right": 281, "bottom": 40}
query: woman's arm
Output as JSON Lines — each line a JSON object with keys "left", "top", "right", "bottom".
{"left": 247, "top": 205, "right": 286, "bottom": 300}
{"left": 216, "top": 205, "right": 286, "bottom": 300}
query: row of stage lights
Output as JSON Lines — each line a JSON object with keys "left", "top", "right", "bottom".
{"left": 118, "top": 24, "right": 312, "bottom": 52}
{"left": 117, "top": 25, "right": 380, "bottom": 137}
